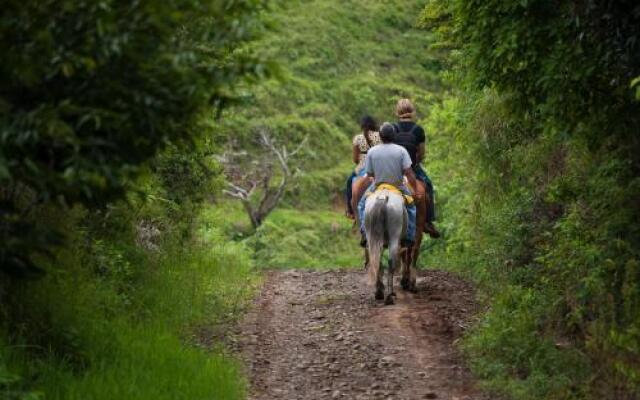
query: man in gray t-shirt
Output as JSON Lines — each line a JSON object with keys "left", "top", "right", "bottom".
{"left": 365, "top": 141, "right": 413, "bottom": 187}
{"left": 358, "top": 122, "right": 417, "bottom": 245}
{"left": 364, "top": 122, "right": 417, "bottom": 191}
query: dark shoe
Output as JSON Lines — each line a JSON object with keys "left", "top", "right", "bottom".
{"left": 424, "top": 222, "right": 441, "bottom": 239}
{"left": 360, "top": 235, "right": 367, "bottom": 248}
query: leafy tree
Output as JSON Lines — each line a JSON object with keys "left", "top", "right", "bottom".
{"left": 0, "top": 0, "right": 271, "bottom": 277}
{"left": 420, "top": 0, "right": 640, "bottom": 397}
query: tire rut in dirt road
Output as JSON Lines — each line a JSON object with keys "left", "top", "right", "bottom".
{"left": 235, "top": 269, "right": 489, "bottom": 400}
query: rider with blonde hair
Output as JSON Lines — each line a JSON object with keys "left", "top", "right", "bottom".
{"left": 393, "top": 98, "right": 440, "bottom": 238}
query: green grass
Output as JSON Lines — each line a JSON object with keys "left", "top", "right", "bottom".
{"left": 15, "top": 324, "right": 245, "bottom": 400}
{"left": 201, "top": 201, "right": 362, "bottom": 269}
{"left": 211, "top": 0, "right": 444, "bottom": 269}
{"left": 250, "top": 208, "right": 362, "bottom": 269}
{"left": 1, "top": 219, "right": 258, "bottom": 400}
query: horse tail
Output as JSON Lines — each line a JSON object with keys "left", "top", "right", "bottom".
{"left": 365, "top": 194, "right": 387, "bottom": 286}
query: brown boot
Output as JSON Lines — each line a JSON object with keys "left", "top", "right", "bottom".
{"left": 424, "top": 222, "right": 441, "bottom": 239}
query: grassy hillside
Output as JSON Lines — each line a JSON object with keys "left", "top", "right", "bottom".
{"left": 212, "top": 0, "right": 447, "bottom": 267}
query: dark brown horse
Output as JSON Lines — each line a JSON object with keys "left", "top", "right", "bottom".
{"left": 400, "top": 180, "right": 428, "bottom": 292}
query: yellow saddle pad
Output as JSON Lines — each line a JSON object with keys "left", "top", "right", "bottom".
{"left": 366, "top": 183, "right": 414, "bottom": 205}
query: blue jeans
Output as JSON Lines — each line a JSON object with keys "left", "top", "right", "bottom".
{"left": 345, "top": 169, "right": 367, "bottom": 215}
{"left": 415, "top": 165, "right": 436, "bottom": 222}
{"left": 358, "top": 184, "right": 416, "bottom": 243}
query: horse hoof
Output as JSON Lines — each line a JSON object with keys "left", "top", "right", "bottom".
{"left": 384, "top": 295, "right": 395, "bottom": 305}
{"left": 375, "top": 290, "right": 384, "bottom": 300}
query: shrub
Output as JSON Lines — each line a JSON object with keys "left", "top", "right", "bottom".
{"left": 0, "top": 0, "right": 270, "bottom": 277}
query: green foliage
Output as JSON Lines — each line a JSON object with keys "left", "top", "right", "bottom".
{"left": 464, "top": 286, "right": 591, "bottom": 400}
{"left": 154, "top": 142, "right": 225, "bottom": 233}
{"left": 249, "top": 208, "right": 362, "bottom": 269}
{"left": 422, "top": 0, "right": 640, "bottom": 146}
{"left": 216, "top": 0, "right": 445, "bottom": 212}
{"left": 0, "top": 0, "right": 270, "bottom": 377}
{"left": 1, "top": 203, "right": 257, "bottom": 399}
{"left": 0, "top": 0, "right": 271, "bottom": 276}
{"left": 156, "top": 144, "right": 223, "bottom": 206}
{"left": 419, "top": 1, "right": 640, "bottom": 396}
{"left": 207, "top": 0, "right": 451, "bottom": 269}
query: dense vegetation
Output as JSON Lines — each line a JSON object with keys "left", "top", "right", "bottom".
{"left": 214, "top": 0, "right": 446, "bottom": 268}
{"left": 1, "top": 1, "right": 267, "bottom": 398}
{"left": 1, "top": 0, "right": 440, "bottom": 398}
{"left": 420, "top": 1, "right": 640, "bottom": 398}
{"left": 2, "top": 0, "right": 638, "bottom": 399}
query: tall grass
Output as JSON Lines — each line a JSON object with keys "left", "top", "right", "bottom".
{"left": 1, "top": 208, "right": 258, "bottom": 400}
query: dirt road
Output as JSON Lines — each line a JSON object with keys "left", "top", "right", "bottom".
{"left": 234, "top": 269, "right": 489, "bottom": 400}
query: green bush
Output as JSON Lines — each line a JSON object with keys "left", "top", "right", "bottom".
{"left": 1, "top": 203, "right": 257, "bottom": 399}
{"left": 418, "top": 3, "right": 640, "bottom": 391}
{"left": 0, "top": 0, "right": 270, "bottom": 276}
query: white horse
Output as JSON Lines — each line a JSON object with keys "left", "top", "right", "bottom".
{"left": 364, "top": 188, "right": 412, "bottom": 305}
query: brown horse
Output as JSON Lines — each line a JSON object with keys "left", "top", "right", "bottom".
{"left": 400, "top": 179, "right": 427, "bottom": 292}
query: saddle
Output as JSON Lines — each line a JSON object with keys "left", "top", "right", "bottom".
{"left": 365, "top": 183, "right": 414, "bottom": 205}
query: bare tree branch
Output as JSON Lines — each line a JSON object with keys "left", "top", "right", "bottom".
{"left": 220, "top": 130, "right": 307, "bottom": 229}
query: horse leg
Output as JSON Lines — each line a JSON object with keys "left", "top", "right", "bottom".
{"left": 363, "top": 248, "right": 369, "bottom": 270}
{"left": 372, "top": 251, "right": 384, "bottom": 300}
{"left": 375, "top": 260, "right": 384, "bottom": 300}
{"left": 402, "top": 180, "right": 424, "bottom": 292}
{"left": 386, "top": 241, "right": 402, "bottom": 305}
{"left": 410, "top": 180, "right": 427, "bottom": 268}
{"left": 400, "top": 258, "right": 410, "bottom": 290}
{"left": 407, "top": 232, "right": 422, "bottom": 293}
{"left": 400, "top": 242, "right": 413, "bottom": 290}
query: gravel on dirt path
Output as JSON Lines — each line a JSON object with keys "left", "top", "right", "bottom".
{"left": 233, "top": 269, "right": 489, "bottom": 400}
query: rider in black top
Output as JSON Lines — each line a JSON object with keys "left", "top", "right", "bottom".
{"left": 392, "top": 99, "right": 440, "bottom": 239}
{"left": 392, "top": 121, "right": 424, "bottom": 165}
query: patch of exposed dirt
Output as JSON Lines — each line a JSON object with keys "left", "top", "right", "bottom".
{"left": 230, "top": 269, "right": 489, "bottom": 400}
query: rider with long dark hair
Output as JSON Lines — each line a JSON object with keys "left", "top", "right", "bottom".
{"left": 345, "top": 115, "right": 380, "bottom": 219}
